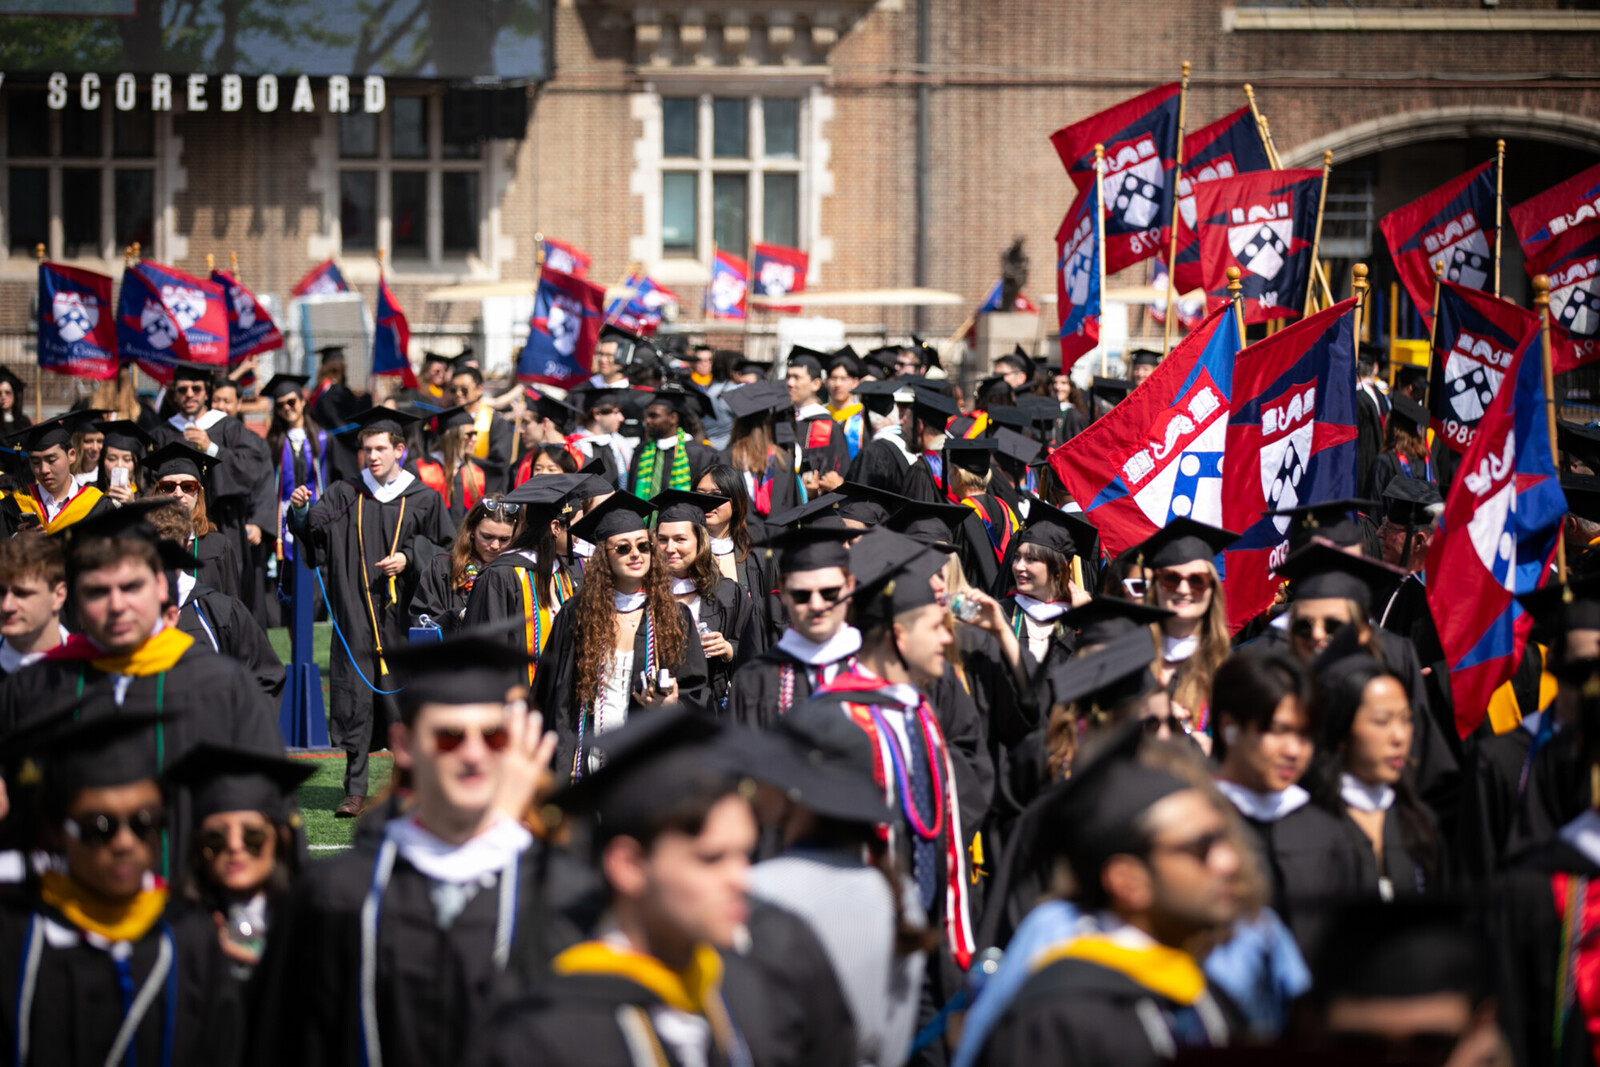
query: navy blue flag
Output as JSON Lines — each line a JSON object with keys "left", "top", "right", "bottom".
{"left": 1429, "top": 280, "right": 1539, "bottom": 454}
{"left": 1171, "top": 108, "right": 1272, "bottom": 294}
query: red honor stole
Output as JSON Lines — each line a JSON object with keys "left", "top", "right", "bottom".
{"left": 1551, "top": 872, "right": 1600, "bottom": 1063}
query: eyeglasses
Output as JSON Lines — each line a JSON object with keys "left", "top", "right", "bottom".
{"left": 1155, "top": 570, "right": 1213, "bottom": 593}
{"left": 1291, "top": 615, "right": 1348, "bottom": 640}
{"left": 1141, "top": 713, "right": 1192, "bottom": 737}
{"left": 200, "top": 825, "right": 272, "bottom": 859}
{"left": 450, "top": 385, "right": 474, "bottom": 396}
{"left": 173, "top": 383, "right": 207, "bottom": 395}
{"left": 274, "top": 396, "right": 302, "bottom": 409}
{"left": 156, "top": 479, "right": 201, "bottom": 495}
{"left": 63, "top": 809, "right": 162, "bottom": 847}
{"left": 784, "top": 585, "right": 845, "bottom": 606}
{"left": 611, "top": 539, "right": 652, "bottom": 558}
{"left": 592, "top": 405, "right": 621, "bottom": 417}
{"left": 1148, "top": 829, "right": 1229, "bottom": 864}
{"left": 431, "top": 725, "right": 511, "bottom": 753}
{"left": 481, "top": 499, "right": 521, "bottom": 517}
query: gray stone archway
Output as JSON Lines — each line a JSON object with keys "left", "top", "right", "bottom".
{"left": 1279, "top": 106, "right": 1600, "bottom": 167}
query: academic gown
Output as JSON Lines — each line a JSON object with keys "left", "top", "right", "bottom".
{"left": 289, "top": 476, "right": 454, "bottom": 794}
{"left": 713, "top": 545, "right": 776, "bottom": 654}
{"left": 177, "top": 579, "right": 285, "bottom": 701}
{"left": 308, "top": 382, "right": 367, "bottom": 484}
{"left": 192, "top": 529, "right": 242, "bottom": 602}
{"left": 461, "top": 551, "right": 579, "bottom": 666}
{"left": 1227, "top": 799, "right": 1367, "bottom": 953}
{"left": 471, "top": 409, "right": 516, "bottom": 494}
{"left": 533, "top": 602, "right": 711, "bottom": 777}
{"left": 1366, "top": 449, "right": 1435, "bottom": 502}
{"left": 153, "top": 411, "right": 268, "bottom": 599}
{"left": 229, "top": 418, "right": 280, "bottom": 627}
{"left": 1059, "top": 404, "right": 1089, "bottom": 443}
{"left": 727, "top": 639, "right": 859, "bottom": 729}
{"left": 0, "top": 898, "right": 243, "bottom": 1067}
{"left": 723, "top": 899, "right": 859, "bottom": 1067}
{"left": 626, "top": 437, "right": 720, "bottom": 497}
{"left": 845, "top": 434, "right": 914, "bottom": 494}
{"left": 410, "top": 550, "right": 470, "bottom": 634}
{"left": 977, "top": 948, "right": 1239, "bottom": 1067}
{"left": 0, "top": 641, "right": 282, "bottom": 880}
{"left": 1338, "top": 806, "right": 1430, "bottom": 898}
{"left": 793, "top": 408, "right": 852, "bottom": 479}
{"left": 1355, "top": 388, "right": 1384, "bottom": 490}
{"left": 1456, "top": 716, "right": 1537, "bottom": 878}
{"left": 685, "top": 577, "right": 759, "bottom": 717}
{"left": 254, "top": 837, "right": 596, "bottom": 1067}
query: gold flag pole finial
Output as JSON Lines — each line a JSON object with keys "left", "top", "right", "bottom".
{"left": 1227, "top": 266, "right": 1245, "bottom": 340}
{"left": 1351, "top": 262, "right": 1369, "bottom": 368}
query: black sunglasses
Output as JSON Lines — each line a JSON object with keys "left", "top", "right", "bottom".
{"left": 1141, "top": 713, "right": 1191, "bottom": 737}
{"left": 784, "top": 585, "right": 845, "bottom": 605}
{"left": 1149, "top": 829, "right": 1228, "bottom": 864}
{"left": 200, "top": 825, "right": 272, "bottom": 859}
{"left": 64, "top": 809, "right": 162, "bottom": 847}
{"left": 481, "top": 500, "right": 522, "bottom": 517}
{"left": 1291, "top": 616, "right": 1347, "bottom": 641}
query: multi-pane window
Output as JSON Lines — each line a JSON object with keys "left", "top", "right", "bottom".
{"left": 3, "top": 89, "right": 158, "bottom": 259}
{"left": 337, "top": 94, "right": 483, "bottom": 263}
{"left": 660, "top": 94, "right": 804, "bottom": 260}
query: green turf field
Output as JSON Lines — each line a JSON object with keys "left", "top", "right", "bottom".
{"left": 268, "top": 623, "right": 391, "bottom": 850}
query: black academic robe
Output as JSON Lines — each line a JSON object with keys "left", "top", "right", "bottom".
{"left": 411, "top": 550, "right": 469, "bottom": 634}
{"left": 471, "top": 409, "right": 516, "bottom": 494}
{"left": 726, "top": 639, "right": 857, "bottom": 729}
{"left": 626, "top": 437, "right": 720, "bottom": 497}
{"left": 723, "top": 900, "right": 859, "bottom": 1067}
{"left": 1059, "top": 404, "right": 1089, "bottom": 443}
{"left": 255, "top": 838, "right": 595, "bottom": 1067}
{"left": 0, "top": 898, "right": 243, "bottom": 1067}
{"left": 534, "top": 602, "right": 711, "bottom": 777}
{"left": 1228, "top": 800, "right": 1367, "bottom": 952}
{"left": 686, "top": 578, "right": 759, "bottom": 716}
{"left": 1366, "top": 449, "right": 1436, "bottom": 502}
{"left": 153, "top": 412, "right": 268, "bottom": 598}
{"left": 192, "top": 529, "right": 242, "bottom": 602}
{"left": 0, "top": 642, "right": 282, "bottom": 879}
{"left": 1355, "top": 388, "right": 1384, "bottom": 492}
{"left": 289, "top": 476, "right": 454, "bottom": 792}
{"left": 978, "top": 951, "right": 1238, "bottom": 1067}
{"left": 713, "top": 545, "right": 776, "bottom": 654}
{"left": 793, "top": 408, "right": 851, "bottom": 479}
{"left": 1456, "top": 718, "right": 1537, "bottom": 878}
{"left": 308, "top": 383, "right": 367, "bottom": 485}
{"left": 461, "top": 551, "right": 580, "bottom": 662}
{"left": 178, "top": 579, "right": 285, "bottom": 701}
{"left": 844, "top": 434, "right": 913, "bottom": 494}
{"left": 1336, "top": 805, "right": 1430, "bottom": 898}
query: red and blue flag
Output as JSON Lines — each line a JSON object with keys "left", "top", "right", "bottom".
{"left": 290, "top": 258, "right": 349, "bottom": 298}
{"left": 750, "top": 242, "right": 809, "bottom": 312}
{"left": 1379, "top": 161, "right": 1496, "bottom": 332}
{"left": 1171, "top": 108, "right": 1272, "bottom": 294}
{"left": 1428, "top": 281, "right": 1539, "bottom": 454}
{"left": 541, "top": 238, "right": 592, "bottom": 278}
{"left": 1048, "top": 303, "right": 1241, "bottom": 560}
{"left": 1509, "top": 159, "right": 1600, "bottom": 270}
{"left": 605, "top": 272, "right": 678, "bottom": 335}
{"left": 211, "top": 270, "right": 283, "bottom": 364}
{"left": 519, "top": 267, "right": 606, "bottom": 387}
{"left": 977, "top": 279, "right": 1038, "bottom": 314}
{"left": 372, "top": 277, "right": 418, "bottom": 390}
{"left": 1226, "top": 299, "right": 1361, "bottom": 630}
{"left": 1528, "top": 217, "right": 1600, "bottom": 373}
{"left": 1049, "top": 83, "right": 1181, "bottom": 274}
{"left": 116, "top": 262, "right": 228, "bottom": 383}
{"left": 1424, "top": 314, "right": 1563, "bottom": 738}
{"left": 1055, "top": 179, "right": 1102, "bottom": 373}
{"left": 38, "top": 262, "right": 118, "bottom": 380}
{"left": 1194, "top": 168, "right": 1323, "bottom": 325}
{"left": 706, "top": 250, "right": 749, "bottom": 321}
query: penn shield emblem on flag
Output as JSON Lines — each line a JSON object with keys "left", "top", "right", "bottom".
{"left": 1379, "top": 161, "right": 1497, "bottom": 331}
{"left": 1531, "top": 218, "right": 1600, "bottom": 372}
{"left": 1170, "top": 108, "right": 1272, "bottom": 294}
{"left": 541, "top": 238, "right": 591, "bottom": 278}
{"left": 37, "top": 262, "right": 118, "bottom": 380}
{"left": 211, "top": 270, "right": 283, "bottom": 363}
{"left": 1424, "top": 315, "right": 1565, "bottom": 737}
{"left": 706, "top": 250, "right": 750, "bottom": 321}
{"left": 137, "top": 261, "right": 229, "bottom": 366}
{"left": 605, "top": 272, "right": 678, "bottom": 335}
{"left": 290, "top": 259, "right": 349, "bottom": 298}
{"left": 1056, "top": 181, "right": 1101, "bottom": 372}
{"left": 1049, "top": 83, "right": 1180, "bottom": 274}
{"left": 1509, "top": 159, "right": 1600, "bottom": 268}
{"left": 519, "top": 267, "right": 606, "bottom": 387}
{"left": 1048, "top": 303, "right": 1241, "bottom": 559}
{"left": 372, "top": 277, "right": 419, "bottom": 390}
{"left": 1429, "top": 281, "right": 1539, "bottom": 453}
{"left": 1194, "top": 168, "right": 1323, "bottom": 324}
{"left": 1223, "top": 299, "right": 1361, "bottom": 630}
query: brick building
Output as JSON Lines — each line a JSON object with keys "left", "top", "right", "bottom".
{"left": 1, "top": 0, "right": 1597, "bottom": 398}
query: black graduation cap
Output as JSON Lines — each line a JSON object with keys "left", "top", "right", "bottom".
{"left": 1017, "top": 498, "right": 1090, "bottom": 558}
{"left": 1046, "top": 628, "right": 1163, "bottom": 714}
{"left": 54, "top": 496, "right": 199, "bottom": 573}
{"left": 1563, "top": 474, "right": 1600, "bottom": 524}
{"left": 768, "top": 492, "right": 845, "bottom": 529}
{"left": 861, "top": 345, "right": 902, "bottom": 378}
{"left": 733, "top": 358, "right": 774, "bottom": 380}
{"left": 846, "top": 527, "right": 946, "bottom": 619}
{"left": 163, "top": 743, "right": 314, "bottom": 823}
{"left": 400, "top": 624, "right": 537, "bottom": 710}
{"left": 528, "top": 391, "right": 581, "bottom": 427}
{"left": 550, "top": 706, "right": 739, "bottom": 835}
{"left": 579, "top": 387, "right": 629, "bottom": 414}
{"left": 835, "top": 481, "right": 908, "bottom": 527}
{"left": 500, "top": 473, "right": 606, "bottom": 527}
{"left": 568, "top": 490, "right": 655, "bottom": 544}
{"left": 1387, "top": 392, "right": 1430, "bottom": 436}
{"left": 420, "top": 404, "right": 473, "bottom": 435}
{"left": 35, "top": 711, "right": 171, "bottom": 796}
{"left": 786, "top": 346, "right": 827, "bottom": 377}
{"left": 1058, "top": 596, "right": 1174, "bottom": 648}
{"left": 1090, "top": 377, "right": 1135, "bottom": 411}
{"left": 1274, "top": 540, "right": 1405, "bottom": 614}
{"left": 908, "top": 384, "right": 959, "bottom": 430}
{"left": 95, "top": 419, "right": 155, "bottom": 457}
{"left": 646, "top": 387, "right": 715, "bottom": 421}
{"left": 168, "top": 360, "right": 220, "bottom": 385}
{"left": 652, "top": 488, "right": 727, "bottom": 527}
{"left": 1393, "top": 364, "right": 1429, "bottom": 392}
{"left": 1558, "top": 420, "right": 1600, "bottom": 471}
{"left": 850, "top": 378, "right": 902, "bottom": 418}
{"left": 887, "top": 497, "right": 970, "bottom": 550}
{"left": 332, "top": 406, "right": 421, "bottom": 438}
{"left": 1129, "top": 517, "right": 1240, "bottom": 568}
{"left": 141, "top": 441, "right": 213, "bottom": 482}
{"left": 909, "top": 335, "right": 943, "bottom": 371}
{"left": 449, "top": 351, "right": 482, "bottom": 375}
{"left": 826, "top": 348, "right": 863, "bottom": 378}
{"left": 1128, "top": 348, "right": 1162, "bottom": 369}
{"left": 10, "top": 409, "right": 102, "bottom": 453}
{"left": 0, "top": 366, "right": 26, "bottom": 397}
{"left": 260, "top": 374, "right": 309, "bottom": 401}
{"left": 723, "top": 381, "right": 790, "bottom": 420}
{"left": 944, "top": 437, "right": 997, "bottom": 476}
{"left": 983, "top": 406, "right": 1033, "bottom": 436}
{"left": 734, "top": 712, "right": 890, "bottom": 825}
{"left": 422, "top": 351, "right": 453, "bottom": 368}
{"left": 1382, "top": 478, "right": 1442, "bottom": 528}
{"left": 316, "top": 344, "right": 348, "bottom": 361}
{"left": 757, "top": 523, "right": 853, "bottom": 574}
{"left": 1267, "top": 497, "right": 1377, "bottom": 550}
{"left": 598, "top": 322, "right": 642, "bottom": 346}
{"left": 995, "top": 348, "right": 1032, "bottom": 375}
{"left": 994, "top": 427, "right": 1042, "bottom": 468}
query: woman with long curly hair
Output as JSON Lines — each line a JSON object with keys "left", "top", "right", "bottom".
{"left": 1366, "top": 393, "right": 1435, "bottom": 501}
{"left": 696, "top": 462, "right": 776, "bottom": 649}
{"left": 654, "top": 488, "right": 756, "bottom": 714}
{"left": 532, "top": 491, "right": 709, "bottom": 778}
{"left": 144, "top": 440, "right": 242, "bottom": 600}
{"left": 1137, "top": 519, "right": 1239, "bottom": 749}
{"left": 412, "top": 494, "right": 519, "bottom": 635}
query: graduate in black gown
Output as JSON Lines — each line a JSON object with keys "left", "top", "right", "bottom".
{"left": 784, "top": 352, "right": 852, "bottom": 489}
{"left": 844, "top": 378, "right": 919, "bottom": 494}
{"left": 143, "top": 441, "right": 243, "bottom": 600}
{"left": 654, "top": 488, "right": 757, "bottom": 716}
{"left": 253, "top": 632, "right": 596, "bottom": 1067}
{"left": 465, "top": 708, "right": 767, "bottom": 1067}
{"left": 3, "top": 411, "right": 114, "bottom": 534}
{"left": 0, "top": 713, "right": 243, "bottom": 1067}
{"left": 0, "top": 500, "right": 283, "bottom": 879}
{"left": 412, "top": 494, "right": 519, "bottom": 636}
{"left": 627, "top": 392, "right": 719, "bottom": 499}
{"left": 976, "top": 720, "right": 1243, "bottom": 1067}
{"left": 721, "top": 381, "right": 803, "bottom": 525}
{"left": 307, "top": 347, "right": 368, "bottom": 485}
{"left": 902, "top": 385, "right": 960, "bottom": 504}
{"left": 286, "top": 407, "right": 455, "bottom": 816}
{"left": 696, "top": 464, "right": 778, "bottom": 652}
{"left": 1365, "top": 392, "right": 1437, "bottom": 501}
{"left": 533, "top": 492, "right": 710, "bottom": 779}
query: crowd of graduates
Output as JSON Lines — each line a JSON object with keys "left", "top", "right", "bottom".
{"left": 0, "top": 322, "right": 1598, "bottom": 1067}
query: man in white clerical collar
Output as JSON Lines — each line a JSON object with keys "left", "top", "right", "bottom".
{"left": 0, "top": 533, "right": 67, "bottom": 673}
